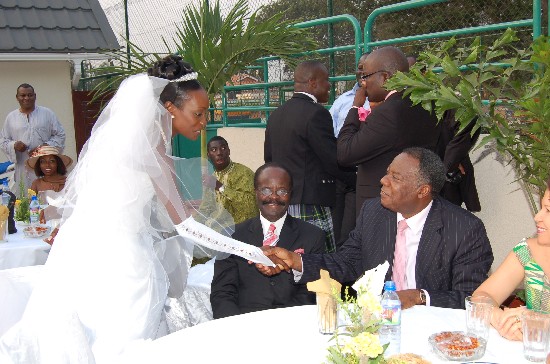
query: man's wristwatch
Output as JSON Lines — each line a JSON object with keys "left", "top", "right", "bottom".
{"left": 419, "top": 289, "right": 427, "bottom": 305}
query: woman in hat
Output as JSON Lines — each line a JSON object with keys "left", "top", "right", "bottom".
{"left": 27, "top": 145, "right": 73, "bottom": 193}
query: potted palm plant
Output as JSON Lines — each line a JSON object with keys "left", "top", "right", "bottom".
{"left": 385, "top": 29, "right": 550, "bottom": 214}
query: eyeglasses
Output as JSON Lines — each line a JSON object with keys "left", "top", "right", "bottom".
{"left": 257, "top": 187, "right": 290, "bottom": 197}
{"left": 360, "top": 70, "right": 388, "bottom": 81}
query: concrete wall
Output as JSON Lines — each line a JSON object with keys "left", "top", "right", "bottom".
{"left": 0, "top": 61, "right": 77, "bottom": 165}
{"left": 220, "top": 127, "right": 537, "bottom": 271}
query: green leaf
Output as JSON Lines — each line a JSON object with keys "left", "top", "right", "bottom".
{"left": 441, "top": 55, "right": 460, "bottom": 77}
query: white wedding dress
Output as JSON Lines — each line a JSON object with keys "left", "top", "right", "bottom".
{"left": 0, "top": 75, "right": 198, "bottom": 363}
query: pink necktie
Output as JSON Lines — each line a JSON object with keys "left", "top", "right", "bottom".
{"left": 263, "top": 223, "right": 278, "bottom": 246}
{"left": 392, "top": 219, "right": 409, "bottom": 290}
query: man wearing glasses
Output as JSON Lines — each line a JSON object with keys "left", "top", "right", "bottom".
{"left": 337, "top": 47, "right": 441, "bottom": 214}
{"left": 210, "top": 163, "right": 326, "bottom": 319}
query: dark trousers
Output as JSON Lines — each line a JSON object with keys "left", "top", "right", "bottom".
{"left": 332, "top": 180, "right": 357, "bottom": 249}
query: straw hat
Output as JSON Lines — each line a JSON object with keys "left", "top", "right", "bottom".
{"left": 26, "top": 145, "right": 73, "bottom": 169}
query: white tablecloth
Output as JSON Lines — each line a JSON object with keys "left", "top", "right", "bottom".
{"left": 121, "top": 305, "right": 525, "bottom": 364}
{"left": 0, "top": 223, "right": 50, "bottom": 270}
{"left": 0, "top": 265, "right": 44, "bottom": 336}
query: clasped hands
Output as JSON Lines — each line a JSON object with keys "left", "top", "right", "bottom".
{"left": 250, "top": 246, "right": 302, "bottom": 276}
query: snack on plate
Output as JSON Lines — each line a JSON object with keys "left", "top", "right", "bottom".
{"left": 428, "top": 331, "right": 486, "bottom": 361}
{"left": 387, "top": 353, "right": 431, "bottom": 364}
{"left": 23, "top": 225, "right": 50, "bottom": 238}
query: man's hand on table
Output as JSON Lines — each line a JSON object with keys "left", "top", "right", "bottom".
{"left": 397, "top": 289, "right": 424, "bottom": 309}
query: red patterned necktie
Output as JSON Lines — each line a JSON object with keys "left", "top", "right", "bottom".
{"left": 392, "top": 219, "right": 409, "bottom": 290}
{"left": 263, "top": 223, "right": 278, "bottom": 246}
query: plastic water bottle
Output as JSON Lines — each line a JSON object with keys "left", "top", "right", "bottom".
{"left": 379, "top": 280, "right": 401, "bottom": 357}
{"left": 2, "top": 180, "right": 10, "bottom": 206}
{"left": 29, "top": 195, "right": 40, "bottom": 225}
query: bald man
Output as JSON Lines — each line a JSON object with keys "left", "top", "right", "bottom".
{"left": 264, "top": 61, "right": 356, "bottom": 253}
{"left": 337, "top": 46, "right": 442, "bottom": 213}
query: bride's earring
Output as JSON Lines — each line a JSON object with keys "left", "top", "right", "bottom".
{"left": 171, "top": 114, "right": 175, "bottom": 119}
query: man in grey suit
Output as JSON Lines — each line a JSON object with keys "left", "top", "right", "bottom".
{"left": 260, "top": 148, "right": 493, "bottom": 310}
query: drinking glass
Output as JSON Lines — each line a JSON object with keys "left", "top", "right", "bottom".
{"left": 522, "top": 310, "right": 550, "bottom": 362}
{"left": 317, "top": 293, "right": 337, "bottom": 334}
{"left": 465, "top": 295, "right": 494, "bottom": 340}
{"left": 37, "top": 191, "right": 49, "bottom": 210}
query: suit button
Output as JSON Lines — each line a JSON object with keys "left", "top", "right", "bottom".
{"left": 270, "top": 281, "right": 275, "bottom": 286}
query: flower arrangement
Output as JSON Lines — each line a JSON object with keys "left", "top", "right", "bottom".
{"left": 326, "top": 263, "right": 389, "bottom": 364}
{"left": 14, "top": 178, "right": 36, "bottom": 223}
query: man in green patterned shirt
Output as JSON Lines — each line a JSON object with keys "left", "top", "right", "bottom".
{"left": 197, "top": 136, "right": 258, "bottom": 230}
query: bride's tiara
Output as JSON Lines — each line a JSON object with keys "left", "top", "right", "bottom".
{"left": 169, "top": 72, "right": 198, "bottom": 83}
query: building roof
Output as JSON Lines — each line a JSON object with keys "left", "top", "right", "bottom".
{"left": 0, "top": 0, "right": 120, "bottom": 54}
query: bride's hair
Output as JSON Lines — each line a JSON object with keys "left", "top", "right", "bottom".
{"left": 148, "top": 54, "right": 203, "bottom": 107}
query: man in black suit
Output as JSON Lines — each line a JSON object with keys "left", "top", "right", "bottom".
{"left": 436, "top": 110, "right": 481, "bottom": 212}
{"left": 260, "top": 148, "right": 493, "bottom": 310}
{"left": 264, "top": 60, "right": 356, "bottom": 253}
{"left": 210, "top": 163, "right": 326, "bottom": 319}
{"left": 338, "top": 47, "right": 442, "bottom": 213}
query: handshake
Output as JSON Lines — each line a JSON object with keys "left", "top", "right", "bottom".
{"left": 251, "top": 246, "right": 304, "bottom": 276}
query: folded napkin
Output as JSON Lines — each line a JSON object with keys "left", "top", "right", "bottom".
{"left": 352, "top": 261, "right": 389, "bottom": 295}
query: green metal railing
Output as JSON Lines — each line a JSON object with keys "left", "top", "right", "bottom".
{"left": 363, "top": 0, "right": 545, "bottom": 51}
{"left": 217, "top": 14, "right": 362, "bottom": 127}
{"left": 218, "top": 0, "right": 548, "bottom": 129}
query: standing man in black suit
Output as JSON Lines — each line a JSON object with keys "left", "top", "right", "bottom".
{"left": 338, "top": 47, "right": 442, "bottom": 214}
{"left": 210, "top": 163, "right": 326, "bottom": 319}
{"left": 437, "top": 110, "right": 481, "bottom": 212}
{"left": 259, "top": 148, "right": 494, "bottom": 310}
{"left": 264, "top": 60, "right": 356, "bottom": 253}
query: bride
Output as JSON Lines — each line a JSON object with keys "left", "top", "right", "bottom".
{"left": 0, "top": 55, "right": 222, "bottom": 363}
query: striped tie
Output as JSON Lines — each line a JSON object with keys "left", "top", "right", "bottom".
{"left": 263, "top": 223, "right": 278, "bottom": 246}
{"left": 392, "top": 219, "right": 409, "bottom": 290}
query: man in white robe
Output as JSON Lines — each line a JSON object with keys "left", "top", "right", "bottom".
{"left": 0, "top": 83, "right": 66, "bottom": 190}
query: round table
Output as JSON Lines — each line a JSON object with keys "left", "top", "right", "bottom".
{"left": 0, "top": 222, "right": 51, "bottom": 270}
{"left": 121, "top": 305, "right": 524, "bottom": 363}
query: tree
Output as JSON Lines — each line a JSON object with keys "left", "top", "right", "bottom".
{"left": 385, "top": 29, "right": 550, "bottom": 214}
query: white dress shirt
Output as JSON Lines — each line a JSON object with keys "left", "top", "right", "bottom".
{"left": 294, "top": 91, "right": 317, "bottom": 103}
{"left": 259, "top": 213, "right": 287, "bottom": 243}
{"left": 397, "top": 200, "right": 433, "bottom": 305}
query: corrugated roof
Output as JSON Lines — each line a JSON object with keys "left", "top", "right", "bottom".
{"left": 0, "top": 0, "right": 120, "bottom": 53}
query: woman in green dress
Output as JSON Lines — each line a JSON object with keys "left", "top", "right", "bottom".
{"left": 473, "top": 176, "right": 550, "bottom": 341}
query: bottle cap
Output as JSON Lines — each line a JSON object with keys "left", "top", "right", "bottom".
{"left": 31, "top": 195, "right": 37, "bottom": 200}
{"left": 384, "top": 280, "right": 396, "bottom": 291}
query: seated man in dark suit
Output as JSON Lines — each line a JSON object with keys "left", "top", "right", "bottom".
{"left": 210, "top": 163, "right": 326, "bottom": 319}
{"left": 260, "top": 148, "right": 494, "bottom": 310}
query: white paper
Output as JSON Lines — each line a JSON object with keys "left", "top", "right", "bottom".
{"left": 175, "top": 216, "right": 275, "bottom": 267}
{"left": 352, "top": 261, "right": 389, "bottom": 295}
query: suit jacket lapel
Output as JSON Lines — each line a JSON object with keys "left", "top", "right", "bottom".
{"left": 247, "top": 217, "right": 265, "bottom": 248}
{"left": 383, "top": 210, "right": 398, "bottom": 281}
{"left": 415, "top": 198, "right": 443, "bottom": 285}
{"left": 277, "top": 216, "right": 300, "bottom": 251}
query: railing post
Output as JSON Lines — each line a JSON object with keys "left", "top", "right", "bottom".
{"left": 533, "top": 0, "right": 542, "bottom": 38}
